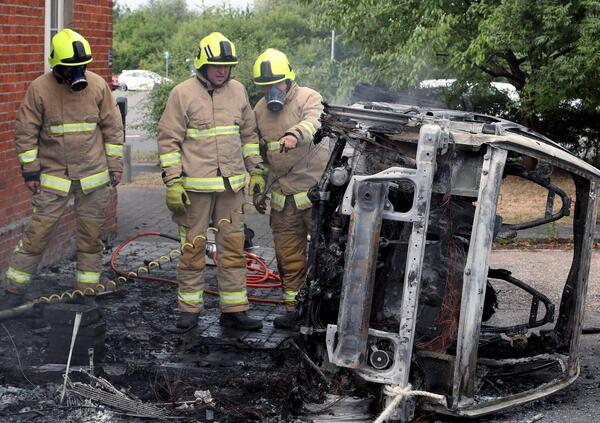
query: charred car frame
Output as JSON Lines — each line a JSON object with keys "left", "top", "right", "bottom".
{"left": 299, "top": 101, "right": 599, "bottom": 421}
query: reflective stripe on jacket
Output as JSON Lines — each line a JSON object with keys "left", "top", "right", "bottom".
{"left": 157, "top": 75, "right": 262, "bottom": 192}
{"left": 40, "top": 169, "right": 110, "bottom": 194}
{"left": 254, "top": 82, "right": 328, "bottom": 210}
{"left": 271, "top": 190, "right": 312, "bottom": 211}
{"left": 14, "top": 71, "right": 124, "bottom": 196}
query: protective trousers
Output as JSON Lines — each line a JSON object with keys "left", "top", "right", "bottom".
{"left": 173, "top": 186, "right": 248, "bottom": 314}
{"left": 4, "top": 183, "right": 109, "bottom": 294}
{"left": 270, "top": 197, "right": 312, "bottom": 311}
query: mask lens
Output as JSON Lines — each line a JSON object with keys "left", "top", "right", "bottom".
{"left": 266, "top": 85, "right": 285, "bottom": 112}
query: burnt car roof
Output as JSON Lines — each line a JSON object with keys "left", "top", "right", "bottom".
{"left": 327, "top": 102, "right": 600, "bottom": 181}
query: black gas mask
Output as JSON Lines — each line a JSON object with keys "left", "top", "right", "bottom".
{"left": 54, "top": 65, "right": 88, "bottom": 91}
{"left": 265, "top": 85, "right": 286, "bottom": 112}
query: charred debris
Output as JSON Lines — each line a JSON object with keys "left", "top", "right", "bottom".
{"left": 0, "top": 98, "right": 599, "bottom": 422}
{"left": 295, "top": 100, "right": 599, "bottom": 421}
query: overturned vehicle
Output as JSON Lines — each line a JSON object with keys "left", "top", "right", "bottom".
{"left": 297, "top": 100, "right": 599, "bottom": 421}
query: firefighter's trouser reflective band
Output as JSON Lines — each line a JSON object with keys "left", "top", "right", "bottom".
{"left": 160, "top": 151, "right": 181, "bottom": 167}
{"left": 219, "top": 290, "right": 248, "bottom": 305}
{"left": 272, "top": 190, "right": 311, "bottom": 209}
{"left": 49, "top": 122, "right": 97, "bottom": 134}
{"left": 5, "top": 267, "right": 32, "bottom": 285}
{"left": 178, "top": 290, "right": 204, "bottom": 305}
{"left": 105, "top": 143, "right": 124, "bottom": 158}
{"left": 77, "top": 270, "right": 101, "bottom": 285}
{"left": 18, "top": 148, "right": 38, "bottom": 164}
{"left": 41, "top": 169, "right": 110, "bottom": 193}
{"left": 186, "top": 125, "right": 240, "bottom": 138}
{"left": 183, "top": 174, "right": 246, "bottom": 191}
{"left": 284, "top": 289, "right": 298, "bottom": 304}
{"left": 242, "top": 143, "right": 260, "bottom": 158}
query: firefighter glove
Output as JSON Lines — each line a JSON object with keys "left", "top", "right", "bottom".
{"left": 22, "top": 171, "right": 40, "bottom": 182}
{"left": 166, "top": 179, "right": 190, "bottom": 215}
{"left": 249, "top": 168, "right": 267, "bottom": 195}
{"left": 253, "top": 192, "right": 267, "bottom": 215}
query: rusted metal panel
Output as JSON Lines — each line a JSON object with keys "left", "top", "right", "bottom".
{"left": 566, "top": 179, "right": 598, "bottom": 376}
{"left": 330, "top": 180, "right": 387, "bottom": 368}
{"left": 427, "top": 371, "right": 579, "bottom": 418}
{"left": 393, "top": 125, "right": 441, "bottom": 387}
{"left": 451, "top": 146, "right": 507, "bottom": 407}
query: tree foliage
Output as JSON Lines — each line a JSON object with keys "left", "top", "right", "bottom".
{"left": 113, "top": 0, "right": 375, "bottom": 133}
{"left": 113, "top": 0, "right": 600, "bottom": 164}
{"left": 113, "top": 0, "right": 191, "bottom": 74}
{"left": 311, "top": 0, "right": 600, "bottom": 163}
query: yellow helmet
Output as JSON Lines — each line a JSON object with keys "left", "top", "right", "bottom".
{"left": 194, "top": 32, "right": 238, "bottom": 70}
{"left": 48, "top": 28, "right": 93, "bottom": 69}
{"left": 253, "top": 48, "right": 295, "bottom": 85}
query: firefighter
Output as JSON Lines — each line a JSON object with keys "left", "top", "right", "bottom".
{"left": 0, "top": 29, "right": 124, "bottom": 309}
{"left": 250, "top": 49, "right": 328, "bottom": 329}
{"left": 158, "top": 32, "right": 264, "bottom": 331}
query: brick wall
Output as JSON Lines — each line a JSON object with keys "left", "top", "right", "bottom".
{"left": 73, "top": 1, "right": 113, "bottom": 81}
{"left": 0, "top": 0, "right": 116, "bottom": 275}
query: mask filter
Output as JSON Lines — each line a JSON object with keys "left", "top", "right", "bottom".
{"left": 68, "top": 66, "right": 88, "bottom": 91}
{"left": 266, "top": 85, "right": 286, "bottom": 112}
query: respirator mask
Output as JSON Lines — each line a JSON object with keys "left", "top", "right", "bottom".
{"left": 55, "top": 65, "right": 88, "bottom": 91}
{"left": 266, "top": 85, "right": 286, "bottom": 112}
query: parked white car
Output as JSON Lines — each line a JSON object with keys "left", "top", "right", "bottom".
{"left": 118, "top": 70, "right": 172, "bottom": 91}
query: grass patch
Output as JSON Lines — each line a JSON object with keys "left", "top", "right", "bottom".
{"left": 130, "top": 171, "right": 163, "bottom": 186}
{"left": 132, "top": 150, "right": 159, "bottom": 162}
{"left": 497, "top": 170, "right": 600, "bottom": 225}
{"left": 493, "top": 239, "right": 600, "bottom": 250}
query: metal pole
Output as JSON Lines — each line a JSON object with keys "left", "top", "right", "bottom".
{"left": 116, "top": 97, "right": 131, "bottom": 184}
{"left": 330, "top": 29, "right": 335, "bottom": 61}
{"left": 123, "top": 145, "right": 132, "bottom": 184}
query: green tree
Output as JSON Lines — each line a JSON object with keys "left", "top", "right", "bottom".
{"left": 116, "top": 0, "right": 378, "bottom": 133}
{"left": 113, "top": 0, "right": 190, "bottom": 74}
{"left": 311, "top": 0, "right": 600, "bottom": 163}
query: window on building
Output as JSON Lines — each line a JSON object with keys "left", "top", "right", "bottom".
{"left": 44, "top": 0, "right": 73, "bottom": 72}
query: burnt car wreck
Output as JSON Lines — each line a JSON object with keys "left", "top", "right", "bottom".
{"left": 298, "top": 101, "right": 600, "bottom": 421}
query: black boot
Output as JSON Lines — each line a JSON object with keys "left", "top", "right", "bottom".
{"left": 273, "top": 311, "right": 300, "bottom": 330}
{"left": 0, "top": 291, "right": 25, "bottom": 311}
{"left": 176, "top": 312, "right": 199, "bottom": 329}
{"left": 219, "top": 311, "right": 262, "bottom": 330}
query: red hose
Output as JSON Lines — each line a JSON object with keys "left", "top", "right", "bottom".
{"left": 110, "top": 232, "right": 284, "bottom": 304}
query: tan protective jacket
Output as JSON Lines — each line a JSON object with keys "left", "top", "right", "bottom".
{"left": 158, "top": 75, "right": 262, "bottom": 192}
{"left": 254, "top": 82, "right": 327, "bottom": 210}
{"left": 15, "top": 71, "right": 124, "bottom": 196}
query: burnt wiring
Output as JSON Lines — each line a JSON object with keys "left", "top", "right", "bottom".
{"left": 1, "top": 322, "right": 35, "bottom": 387}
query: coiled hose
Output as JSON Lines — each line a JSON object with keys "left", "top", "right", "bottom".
{"left": 0, "top": 231, "right": 283, "bottom": 320}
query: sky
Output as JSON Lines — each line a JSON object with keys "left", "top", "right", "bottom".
{"left": 117, "top": 0, "right": 254, "bottom": 11}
